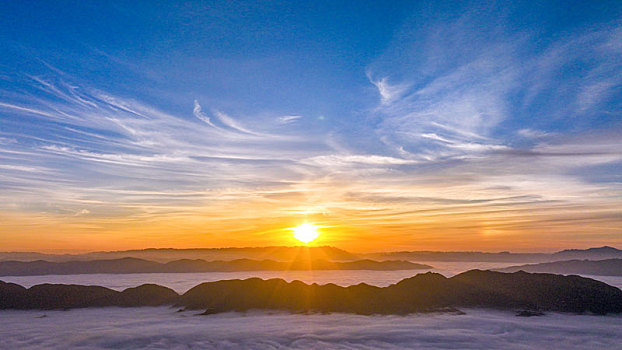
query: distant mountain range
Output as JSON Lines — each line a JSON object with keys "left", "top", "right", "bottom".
{"left": 366, "top": 246, "right": 622, "bottom": 263}
{"left": 0, "top": 246, "right": 358, "bottom": 263}
{"left": 0, "top": 257, "right": 431, "bottom": 276}
{"left": 551, "top": 246, "right": 622, "bottom": 260}
{"left": 1, "top": 246, "right": 620, "bottom": 264}
{"left": 498, "top": 259, "right": 622, "bottom": 276}
{"left": 2, "top": 270, "right": 621, "bottom": 315}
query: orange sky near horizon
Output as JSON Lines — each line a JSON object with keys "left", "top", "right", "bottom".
{"left": 2, "top": 156, "right": 621, "bottom": 253}
{"left": 2, "top": 187, "right": 620, "bottom": 253}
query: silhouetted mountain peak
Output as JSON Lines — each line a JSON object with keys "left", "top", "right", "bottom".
{"left": 393, "top": 272, "right": 447, "bottom": 287}
{"left": 557, "top": 246, "right": 620, "bottom": 254}
{"left": 498, "top": 258, "right": 622, "bottom": 276}
{"left": 552, "top": 246, "right": 622, "bottom": 261}
{"left": 113, "top": 284, "right": 178, "bottom": 306}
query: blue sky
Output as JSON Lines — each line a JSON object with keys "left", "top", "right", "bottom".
{"left": 0, "top": 1, "right": 621, "bottom": 251}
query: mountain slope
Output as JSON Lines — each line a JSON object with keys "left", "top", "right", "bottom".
{"left": 498, "top": 259, "right": 622, "bottom": 276}
{"left": 178, "top": 270, "right": 622, "bottom": 315}
{"left": 2, "top": 270, "right": 621, "bottom": 314}
{"left": 552, "top": 246, "right": 622, "bottom": 261}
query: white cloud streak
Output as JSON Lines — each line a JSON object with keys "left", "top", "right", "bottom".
{"left": 278, "top": 115, "right": 302, "bottom": 124}
{"left": 192, "top": 100, "right": 216, "bottom": 128}
{"left": 368, "top": 76, "right": 411, "bottom": 105}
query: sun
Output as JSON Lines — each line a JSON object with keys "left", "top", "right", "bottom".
{"left": 291, "top": 223, "right": 321, "bottom": 243}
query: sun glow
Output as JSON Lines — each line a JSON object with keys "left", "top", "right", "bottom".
{"left": 291, "top": 223, "right": 321, "bottom": 243}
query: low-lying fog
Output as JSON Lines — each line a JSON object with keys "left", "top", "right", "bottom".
{"left": 2, "top": 261, "right": 622, "bottom": 293}
{"left": 1, "top": 307, "right": 620, "bottom": 350}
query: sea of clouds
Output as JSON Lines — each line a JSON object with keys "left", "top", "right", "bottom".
{"left": 2, "top": 263, "right": 622, "bottom": 349}
{"left": 1, "top": 307, "right": 621, "bottom": 349}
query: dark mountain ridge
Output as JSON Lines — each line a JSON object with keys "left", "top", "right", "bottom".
{"left": 0, "top": 282, "right": 177, "bottom": 309}
{"left": 2, "top": 270, "right": 621, "bottom": 315}
{"left": 1, "top": 246, "right": 620, "bottom": 263}
{"left": 552, "top": 246, "right": 622, "bottom": 260}
{"left": 0, "top": 257, "right": 431, "bottom": 276}
{"left": 178, "top": 270, "right": 622, "bottom": 315}
{"left": 367, "top": 246, "right": 622, "bottom": 263}
{"left": 0, "top": 246, "right": 358, "bottom": 263}
{"left": 498, "top": 258, "right": 622, "bottom": 276}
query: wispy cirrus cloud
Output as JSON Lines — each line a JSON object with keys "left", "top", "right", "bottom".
{"left": 368, "top": 10, "right": 621, "bottom": 164}
{"left": 367, "top": 75, "right": 411, "bottom": 105}
{"left": 278, "top": 115, "right": 303, "bottom": 124}
{"left": 192, "top": 100, "right": 217, "bottom": 128}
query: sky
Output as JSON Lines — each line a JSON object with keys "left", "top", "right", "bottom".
{"left": 0, "top": 1, "right": 621, "bottom": 252}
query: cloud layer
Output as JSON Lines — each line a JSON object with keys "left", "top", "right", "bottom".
{"left": 1, "top": 308, "right": 621, "bottom": 349}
